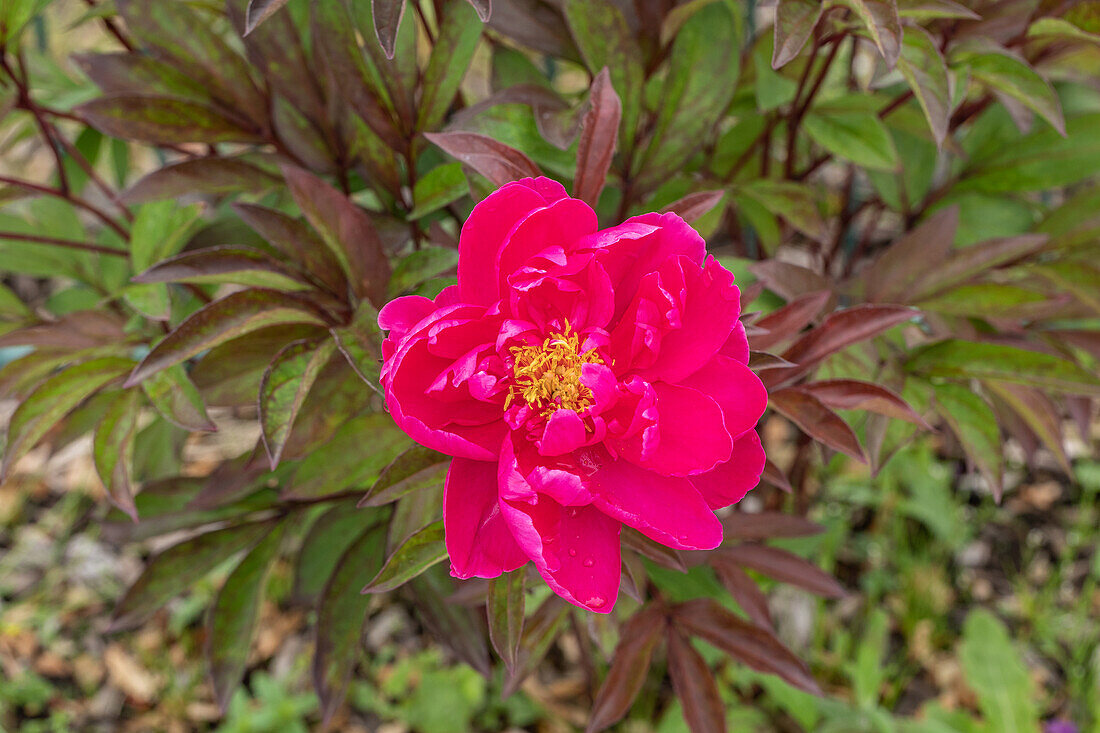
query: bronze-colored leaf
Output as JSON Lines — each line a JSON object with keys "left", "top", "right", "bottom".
{"left": 587, "top": 604, "right": 664, "bottom": 732}
{"left": 800, "top": 379, "right": 933, "bottom": 428}
{"left": 674, "top": 598, "right": 821, "bottom": 694}
{"left": 751, "top": 290, "right": 831, "bottom": 351}
{"left": 573, "top": 67, "right": 621, "bottom": 208}
{"left": 720, "top": 544, "right": 846, "bottom": 598}
{"left": 659, "top": 190, "right": 725, "bottom": 224}
{"left": 721, "top": 511, "right": 824, "bottom": 540}
{"left": 770, "top": 387, "right": 867, "bottom": 462}
{"left": 666, "top": 626, "right": 725, "bottom": 733}
{"left": 425, "top": 131, "right": 542, "bottom": 186}
{"left": 713, "top": 556, "right": 773, "bottom": 630}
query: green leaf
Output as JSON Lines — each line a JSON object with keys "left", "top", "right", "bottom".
{"left": 286, "top": 413, "right": 411, "bottom": 500}
{"left": 635, "top": 1, "right": 740, "bottom": 190}
{"left": 293, "top": 500, "right": 380, "bottom": 601}
{"left": 387, "top": 246, "right": 459, "bottom": 297}
{"left": 0, "top": 0, "right": 50, "bottom": 43}
{"left": 1028, "top": 16, "right": 1100, "bottom": 44}
{"left": 359, "top": 443, "right": 449, "bottom": 508}
{"left": 931, "top": 383, "right": 1003, "bottom": 498}
{"left": 314, "top": 523, "right": 387, "bottom": 726}
{"left": 953, "top": 44, "right": 1065, "bottom": 135}
{"left": 959, "top": 609, "right": 1040, "bottom": 732}
{"left": 124, "top": 201, "right": 203, "bottom": 320}
{"left": 897, "top": 26, "right": 950, "bottom": 146}
{"left": 417, "top": 0, "right": 483, "bottom": 131}
{"left": 908, "top": 339, "right": 1100, "bottom": 395}
{"left": 0, "top": 283, "right": 32, "bottom": 321}
{"left": 259, "top": 338, "right": 337, "bottom": 468}
{"left": 2, "top": 357, "right": 134, "bottom": 480}
{"left": 362, "top": 519, "right": 447, "bottom": 593}
{"left": 957, "top": 114, "right": 1100, "bottom": 193}
{"left": 245, "top": 0, "right": 292, "bottom": 34}
{"left": 408, "top": 163, "right": 468, "bottom": 220}
{"left": 111, "top": 520, "right": 277, "bottom": 630}
{"left": 735, "top": 180, "right": 828, "bottom": 242}
{"left": 93, "top": 390, "right": 143, "bottom": 521}
{"left": 563, "top": 0, "right": 644, "bottom": 149}
{"left": 503, "top": 595, "right": 570, "bottom": 696}
{"left": 915, "top": 283, "right": 1049, "bottom": 319}
{"left": 207, "top": 521, "right": 287, "bottom": 711}
{"left": 331, "top": 300, "right": 383, "bottom": 391}
{"left": 126, "top": 289, "right": 329, "bottom": 386}
{"left": 803, "top": 109, "right": 900, "bottom": 171}
{"left": 487, "top": 570, "right": 526, "bottom": 670}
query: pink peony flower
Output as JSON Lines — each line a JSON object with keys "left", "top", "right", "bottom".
{"left": 379, "top": 177, "right": 767, "bottom": 613}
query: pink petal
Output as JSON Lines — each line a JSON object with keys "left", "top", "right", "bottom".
{"left": 583, "top": 446, "right": 723, "bottom": 551}
{"left": 499, "top": 432, "right": 593, "bottom": 506}
{"left": 721, "top": 320, "right": 750, "bottom": 364}
{"left": 680, "top": 356, "right": 767, "bottom": 439}
{"left": 457, "top": 183, "right": 551, "bottom": 306}
{"left": 583, "top": 212, "right": 706, "bottom": 322}
{"left": 538, "top": 409, "right": 587, "bottom": 456}
{"left": 378, "top": 296, "right": 437, "bottom": 343}
{"left": 635, "top": 257, "right": 741, "bottom": 384}
{"left": 622, "top": 382, "right": 732, "bottom": 475}
{"left": 497, "top": 197, "right": 598, "bottom": 298}
{"left": 445, "top": 458, "right": 528, "bottom": 578}
{"left": 500, "top": 495, "right": 621, "bottom": 613}
{"left": 689, "top": 431, "right": 766, "bottom": 509}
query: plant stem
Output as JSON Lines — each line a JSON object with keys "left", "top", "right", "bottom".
{"left": 0, "top": 230, "right": 128, "bottom": 256}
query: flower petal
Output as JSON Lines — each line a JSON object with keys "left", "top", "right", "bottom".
{"left": 378, "top": 295, "right": 436, "bottom": 343}
{"left": 457, "top": 179, "right": 564, "bottom": 305}
{"left": 497, "top": 197, "right": 598, "bottom": 298}
{"left": 445, "top": 458, "right": 528, "bottom": 578}
{"left": 680, "top": 356, "right": 768, "bottom": 438}
{"left": 500, "top": 494, "right": 621, "bottom": 613}
{"left": 583, "top": 446, "right": 723, "bottom": 551}
{"left": 689, "top": 431, "right": 766, "bottom": 509}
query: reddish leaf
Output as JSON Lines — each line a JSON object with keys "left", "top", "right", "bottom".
{"left": 748, "top": 351, "right": 797, "bottom": 371}
{"left": 770, "top": 387, "right": 867, "bottom": 462}
{"left": 748, "top": 260, "right": 831, "bottom": 302}
{"left": 574, "top": 67, "right": 621, "bottom": 208}
{"left": 425, "top": 131, "right": 542, "bottom": 186}
{"left": 761, "top": 459, "right": 792, "bottom": 492}
{"left": 93, "top": 390, "right": 142, "bottom": 521}
{"left": 623, "top": 527, "right": 687, "bottom": 572}
{"left": 666, "top": 626, "right": 725, "bottom": 733}
{"left": 467, "top": 0, "right": 491, "bottom": 21}
{"left": 908, "top": 234, "right": 1049, "bottom": 301}
{"left": 675, "top": 598, "right": 821, "bottom": 694}
{"left": 0, "top": 311, "right": 126, "bottom": 350}
{"left": 660, "top": 190, "right": 725, "bottom": 224}
{"left": 839, "top": 0, "right": 902, "bottom": 68}
{"left": 773, "top": 0, "right": 825, "bottom": 68}
{"left": 721, "top": 511, "right": 824, "bottom": 540}
{"left": 372, "top": 0, "right": 407, "bottom": 58}
{"left": 233, "top": 203, "right": 348, "bottom": 296}
{"left": 78, "top": 95, "right": 263, "bottom": 145}
{"left": 720, "top": 544, "right": 846, "bottom": 598}
{"left": 133, "top": 246, "right": 313, "bottom": 291}
{"left": 713, "top": 556, "right": 773, "bottom": 630}
{"left": 245, "top": 0, "right": 291, "bottom": 34}
{"left": 125, "top": 289, "right": 331, "bottom": 387}
{"left": 281, "top": 165, "right": 393, "bottom": 306}
{"left": 800, "top": 379, "right": 932, "bottom": 428}
{"left": 751, "top": 291, "right": 831, "bottom": 351}
{"left": 774, "top": 305, "right": 917, "bottom": 381}
{"left": 410, "top": 566, "right": 491, "bottom": 677}
{"left": 984, "top": 381, "right": 1071, "bottom": 474}
{"left": 587, "top": 604, "right": 664, "bottom": 732}
{"left": 359, "top": 444, "right": 449, "bottom": 508}
{"left": 121, "top": 157, "right": 280, "bottom": 204}
{"left": 864, "top": 206, "right": 958, "bottom": 303}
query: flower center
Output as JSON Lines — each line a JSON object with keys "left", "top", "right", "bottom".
{"left": 505, "top": 322, "right": 603, "bottom": 419}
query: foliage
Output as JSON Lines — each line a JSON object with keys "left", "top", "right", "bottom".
{"left": 0, "top": 0, "right": 1098, "bottom": 730}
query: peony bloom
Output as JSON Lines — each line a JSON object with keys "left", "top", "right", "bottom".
{"left": 378, "top": 178, "right": 767, "bottom": 613}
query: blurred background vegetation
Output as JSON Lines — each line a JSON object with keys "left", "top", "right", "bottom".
{"left": 1, "top": 0, "right": 1099, "bottom": 731}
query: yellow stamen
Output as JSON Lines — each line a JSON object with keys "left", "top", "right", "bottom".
{"left": 505, "top": 321, "right": 603, "bottom": 420}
